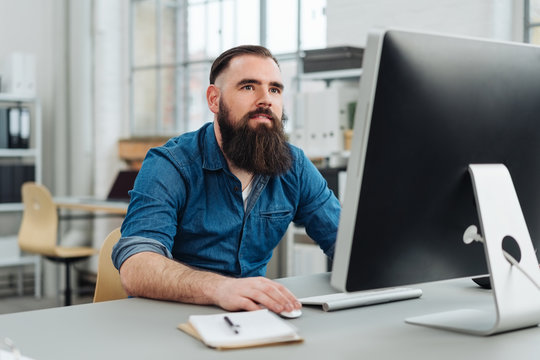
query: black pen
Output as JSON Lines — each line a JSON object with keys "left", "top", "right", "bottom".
{"left": 224, "top": 315, "right": 240, "bottom": 334}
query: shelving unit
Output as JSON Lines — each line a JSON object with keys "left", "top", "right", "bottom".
{"left": 0, "top": 93, "right": 42, "bottom": 298}
{"left": 280, "top": 67, "right": 360, "bottom": 277}
{"left": 298, "top": 68, "right": 363, "bottom": 86}
{"left": 0, "top": 93, "right": 42, "bottom": 211}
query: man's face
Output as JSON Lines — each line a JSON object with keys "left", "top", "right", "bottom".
{"left": 210, "top": 54, "right": 292, "bottom": 176}
{"left": 213, "top": 54, "right": 284, "bottom": 131}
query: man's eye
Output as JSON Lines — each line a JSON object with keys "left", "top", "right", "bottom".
{"left": 270, "top": 88, "right": 281, "bottom": 94}
{"left": 242, "top": 85, "right": 254, "bottom": 90}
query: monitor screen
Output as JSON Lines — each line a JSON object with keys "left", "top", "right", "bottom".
{"left": 107, "top": 170, "right": 138, "bottom": 201}
{"left": 331, "top": 29, "right": 540, "bottom": 292}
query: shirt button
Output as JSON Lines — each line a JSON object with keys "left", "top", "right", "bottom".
{"left": 234, "top": 186, "right": 239, "bottom": 191}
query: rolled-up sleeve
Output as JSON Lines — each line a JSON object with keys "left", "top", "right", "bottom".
{"left": 112, "top": 236, "right": 173, "bottom": 270}
{"left": 111, "top": 143, "right": 188, "bottom": 270}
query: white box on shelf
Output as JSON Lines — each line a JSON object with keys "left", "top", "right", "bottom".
{"left": 295, "top": 87, "right": 359, "bottom": 159}
{"left": 2, "top": 53, "right": 36, "bottom": 97}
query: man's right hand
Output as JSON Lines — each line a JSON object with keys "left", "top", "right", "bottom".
{"left": 210, "top": 276, "right": 302, "bottom": 314}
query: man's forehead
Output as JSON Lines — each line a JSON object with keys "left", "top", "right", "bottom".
{"left": 217, "top": 54, "right": 282, "bottom": 85}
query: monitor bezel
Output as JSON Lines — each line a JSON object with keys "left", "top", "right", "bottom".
{"left": 330, "top": 28, "right": 386, "bottom": 292}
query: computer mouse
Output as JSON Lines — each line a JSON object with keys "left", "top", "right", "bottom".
{"left": 279, "top": 309, "right": 302, "bottom": 319}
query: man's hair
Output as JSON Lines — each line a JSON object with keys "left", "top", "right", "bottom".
{"left": 209, "top": 45, "right": 279, "bottom": 85}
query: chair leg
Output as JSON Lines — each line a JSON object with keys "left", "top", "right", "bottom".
{"left": 16, "top": 266, "right": 24, "bottom": 296}
{"left": 35, "top": 256, "right": 41, "bottom": 298}
{"left": 64, "top": 262, "right": 71, "bottom": 306}
{"left": 46, "top": 256, "right": 89, "bottom": 306}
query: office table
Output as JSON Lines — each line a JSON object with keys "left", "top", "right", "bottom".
{"left": 54, "top": 197, "right": 128, "bottom": 216}
{"left": 0, "top": 273, "right": 539, "bottom": 360}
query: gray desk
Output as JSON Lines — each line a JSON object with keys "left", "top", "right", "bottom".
{"left": 0, "top": 273, "right": 539, "bottom": 360}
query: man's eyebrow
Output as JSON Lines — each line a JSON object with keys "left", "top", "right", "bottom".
{"left": 270, "top": 81, "right": 284, "bottom": 90}
{"left": 237, "top": 78, "right": 284, "bottom": 90}
{"left": 237, "top": 79, "right": 260, "bottom": 86}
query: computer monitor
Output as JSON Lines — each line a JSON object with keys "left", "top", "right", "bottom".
{"left": 107, "top": 170, "right": 138, "bottom": 201}
{"left": 331, "top": 29, "right": 540, "bottom": 292}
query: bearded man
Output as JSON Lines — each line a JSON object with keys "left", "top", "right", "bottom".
{"left": 112, "top": 45, "right": 341, "bottom": 314}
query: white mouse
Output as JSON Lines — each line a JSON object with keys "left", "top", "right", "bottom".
{"left": 279, "top": 309, "right": 302, "bottom": 319}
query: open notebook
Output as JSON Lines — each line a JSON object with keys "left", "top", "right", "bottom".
{"left": 178, "top": 309, "right": 303, "bottom": 350}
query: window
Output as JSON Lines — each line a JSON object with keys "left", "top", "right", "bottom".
{"left": 129, "top": 0, "right": 327, "bottom": 136}
{"left": 525, "top": 0, "right": 540, "bottom": 44}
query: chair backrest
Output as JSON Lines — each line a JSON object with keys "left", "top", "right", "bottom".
{"left": 93, "top": 227, "right": 128, "bottom": 302}
{"left": 18, "top": 182, "right": 58, "bottom": 256}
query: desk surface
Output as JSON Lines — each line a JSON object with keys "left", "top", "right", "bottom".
{"left": 54, "top": 196, "right": 128, "bottom": 215}
{"left": 0, "top": 273, "right": 539, "bottom": 360}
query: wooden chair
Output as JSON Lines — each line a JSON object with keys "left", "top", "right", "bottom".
{"left": 93, "top": 227, "right": 127, "bottom": 302}
{"left": 18, "top": 182, "right": 97, "bottom": 306}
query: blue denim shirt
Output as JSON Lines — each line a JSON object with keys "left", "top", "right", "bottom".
{"left": 112, "top": 122, "right": 341, "bottom": 277}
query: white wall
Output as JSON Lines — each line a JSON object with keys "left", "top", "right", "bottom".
{"left": 60, "top": 0, "right": 129, "bottom": 272}
{"left": 89, "top": 0, "right": 130, "bottom": 271}
{"left": 0, "top": 0, "right": 129, "bottom": 296}
{"left": 93, "top": 0, "right": 130, "bottom": 200}
{"left": 327, "top": 0, "right": 524, "bottom": 48}
{"left": 62, "top": 0, "right": 129, "bottom": 204}
{"left": 0, "top": 0, "right": 67, "bottom": 234}
{"left": 0, "top": 0, "right": 129, "bottom": 194}
{"left": 0, "top": 0, "right": 68, "bottom": 297}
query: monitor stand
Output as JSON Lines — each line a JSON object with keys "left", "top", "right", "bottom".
{"left": 406, "top": 164, "right": 540, "bottom": 335}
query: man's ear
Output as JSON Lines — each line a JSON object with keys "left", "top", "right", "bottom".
{"left": 206, "top": 85, "right": 220, "bottom": 114}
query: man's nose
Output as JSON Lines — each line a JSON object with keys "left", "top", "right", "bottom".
{"left": 256, "top": 89, "right": 272, "bottom": 108}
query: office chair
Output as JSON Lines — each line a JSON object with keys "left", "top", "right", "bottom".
{"left": 18, "top": 182, "right": 97, "bottom": 306}
{"left": 93, "top": 227, "right": 127, "bottom": 302}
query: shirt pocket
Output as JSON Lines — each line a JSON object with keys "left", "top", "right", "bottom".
{"left": 258, "top": 208, "right": 294, "bottom": 220}
{"left": 255, "top": 208, "right": 295, "bottom": 243}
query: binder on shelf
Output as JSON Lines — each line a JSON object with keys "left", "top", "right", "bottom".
{"left": 0, "top": 165, "right": 14, "bottom": 203}
{"left": 24, "top": 164, "right": 35, "bottom": 183}
{"left": 19, "top": 107, "right": 30, "bottom": 149}
{"left": 12, "top": 165, "right": 24, "bottom": 203}
{"left": 0, "top": 164, "right": 34, "bottom": 203}
{"left": 0, "top": 107, "right": 8, "bottom": 148}
{"left": 7, "top": 107, "right": 20, "bottom": 149}
{"left": 18, "top": 164, "right": 35, "bottom": 202}
{"left": 5, "top": 107, "right": 30, "bottom": 149}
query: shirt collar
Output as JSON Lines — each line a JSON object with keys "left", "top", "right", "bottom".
{"left": 202, "top": 122, "right": 227, "bottom": 171}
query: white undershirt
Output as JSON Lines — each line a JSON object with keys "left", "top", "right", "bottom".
{"left": 242, "top": 180, "right": 254, "bottom": 210}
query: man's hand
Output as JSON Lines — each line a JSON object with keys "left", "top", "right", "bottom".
{"left": 210, "top": 276, "right": 302, "bottom": 314}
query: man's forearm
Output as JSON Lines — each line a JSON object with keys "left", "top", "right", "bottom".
{"left": 118, "top": 251, "right": 224, "bottom": 304}
{"left": 118, "top": 251, "right": 302, "bottom": 314}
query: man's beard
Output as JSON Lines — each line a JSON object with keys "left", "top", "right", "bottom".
{"left": 217, "top": 100, "right": 292, "bottom": 176}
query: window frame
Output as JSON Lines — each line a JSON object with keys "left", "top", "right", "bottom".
{"left": 524, "top": 0, "right": 540, "bottom": 43}
{"left": 128, "top": 0, "right": 325, "bottom": 136}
